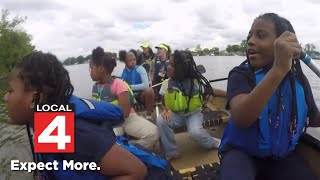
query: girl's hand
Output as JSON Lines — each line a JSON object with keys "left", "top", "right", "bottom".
{"left": 273, "top": 31, "right": 301, "bottom": 76}
{"left": 161, "top": 108, "right": 172, "bottom": 122}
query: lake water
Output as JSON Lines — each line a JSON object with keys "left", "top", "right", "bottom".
{"left": 0, "top": 56, "right": 319, "bottom": 179}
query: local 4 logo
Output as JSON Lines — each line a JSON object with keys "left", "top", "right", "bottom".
{"left": 34, "top": 104, "right": 75, "bottom": 153}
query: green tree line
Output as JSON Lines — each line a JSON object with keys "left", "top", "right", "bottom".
{"left": 0, "top": 9, "right": 34, "bottom": 77}
{"left": 62, "top": 41, "right": 320, "bottom": 65}
{"left": 188, "top": 40, "right": 247, "bottom": 56}
{"left": 62, "top": 52, "right": 117, "bottom": 66}
{"left": 304, "top": 43, "right": 320, "bottom": 59}
{"left": 189, "top": 41, "right": 319, "bottom": 58}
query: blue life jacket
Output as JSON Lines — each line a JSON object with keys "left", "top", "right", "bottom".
{"left": 219, "top": 68, "right": 309, "bottom": 158}
{"left": 121, "top": 66, "right": 142, "bottom": 85}
{"left": 37, "top": 95, "right": 168, "bottom": 180}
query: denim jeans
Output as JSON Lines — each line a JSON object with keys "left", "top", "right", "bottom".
{"left": 156, "top": 109, "right": 219, "bottom": 158}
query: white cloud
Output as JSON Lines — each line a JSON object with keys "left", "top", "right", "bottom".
{"left": 0, "top": 0, "right": 320, "bottom": 60}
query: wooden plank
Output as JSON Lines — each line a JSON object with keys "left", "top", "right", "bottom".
{"left": 169, "top": 131, "right": 220, "bottom": 170}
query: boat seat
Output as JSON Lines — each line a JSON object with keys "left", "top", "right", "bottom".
{"left": 172, "top": 162, "right": 265, "bottom": 180}
{"left": 170, "top": 162, "right": 220, "bottom": 180}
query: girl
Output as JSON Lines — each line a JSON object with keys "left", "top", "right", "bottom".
{"left": 219, "top": 13, "right": 319, "bottom": 180}
{"left": 4, "top": 51, "right": 147, "bottom": 179}
{"left": 137, "top": 43, "right": 155, "bottom": 66}
{"left": 120, "top": 50, "right": 155, "bottom": 121}
{"left": 90, "top": 47, "right": 159, "bottom": 151}
{"left": 153, "top": 43, "right": 171, "bottom": 100}
{"left": 156, "top": 50, "right": 222, "bottom": 160}
{"left": 138, "top": 43, "right": 156, "bottom": 85}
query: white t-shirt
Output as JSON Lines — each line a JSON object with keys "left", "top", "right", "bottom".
{"left": 159, "top": 78, "right": 170, "bottom": 96}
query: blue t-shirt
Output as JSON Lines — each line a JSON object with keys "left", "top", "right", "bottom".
{"left": 45, "top": 117, "right": 116, "bottom": 164}
{"left": 226, "top": 65, "right": 318, "bottom": 124}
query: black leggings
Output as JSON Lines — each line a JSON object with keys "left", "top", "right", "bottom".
{"left": 220, "top": 149, "right": 317, "bottom": 180}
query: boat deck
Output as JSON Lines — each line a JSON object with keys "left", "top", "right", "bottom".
{"left": 170, "top": 130, "right": 221, "bottom": 171}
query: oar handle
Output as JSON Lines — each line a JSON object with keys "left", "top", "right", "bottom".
{"left": 208, "top": 51, "right": 320, "bottom": 84}
{"left": 300, "top": 51, "right": 320, "bottom": 78}
{"left": 152, "top": 82, "right": 163, "bottom": 88}
{"left": 209, "top": 77, "right": 228, "bottom": 83}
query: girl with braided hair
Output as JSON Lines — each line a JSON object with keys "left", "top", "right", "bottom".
{"left": 4, "top": 51, "right": 147, "bottom": 179}
{"left": 219, "top": 13, "right": 319, "bottom": 180}
{"left": 156, "top": 50, "right": 223, "bottom": 160}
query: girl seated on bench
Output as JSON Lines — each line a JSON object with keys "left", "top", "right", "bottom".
{"left": 90, "top": 46, "right": 159, "bottom": 152}
{"left": 156, "top": 50, "right": 223, "bottom": 160}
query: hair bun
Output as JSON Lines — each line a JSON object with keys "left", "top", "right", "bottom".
{"left": 92, "top": 47, "right": 104, "bottom": 60}
{"left": 111, "top": 57, "right": 117, "bottom": 68}
{"left": 119, "top": 50, "right": 127, "bottom": 62}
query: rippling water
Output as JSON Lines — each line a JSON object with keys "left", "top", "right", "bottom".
{"left": 0, "top": 56, "right": 319, "bottom": 179}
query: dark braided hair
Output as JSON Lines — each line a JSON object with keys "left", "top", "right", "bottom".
{"left": 15, "top": 51, "right": 74, "bottom": 106}
{"left": 91, "top": 46, "right": 117, "bottom": 73}
{"left": 246, "top": 13, "right": 308, "bottom": 135}
{"left": 15, "top": 51, "right": 74, "bottom": 180}
{"left": 118, "top": 49, "right": 138, "bottom": 63}
{"left": 257, "top": 13, "right": 295, "bottom": 36}
{"left": 246, "top": 13, "right": 296, "bottom": 62}
{"left": 245, "top": 13, "right": 302, "bottom": 79}
{"left": 172, "top": 50, "right": 214, "bottom": 109}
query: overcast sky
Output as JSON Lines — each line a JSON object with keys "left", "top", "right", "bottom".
{"left": 1, "top": 0, "right": 320, "bottom": 60}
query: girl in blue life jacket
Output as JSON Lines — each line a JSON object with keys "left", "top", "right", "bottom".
{"left": 156, "top": 50, "right": 224, "bottom": 160}
{"left": 3, "top": 51, "right": 147, "bottom": 180}
{"left": 119, "top": 50, "right": 156, "bottom": 121}
{"left": 90, "top": 47, "right": 159, "bottom": 151}
{"left": 219, "top": 13, "right": 320, "bottom": 180}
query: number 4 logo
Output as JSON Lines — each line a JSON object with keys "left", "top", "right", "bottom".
{"left": 38, "top": 116, "right": 71, "bottom": 150}
{"left": 34, "top": 112, "right": 74, "bottom": 153}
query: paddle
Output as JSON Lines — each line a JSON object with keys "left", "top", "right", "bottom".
{"left": 300, "top": 51, "right": 320, "bottom": 78}
{"left": 207, "top": 51, "right": 320, "bottom": 83}
{"left": 298, "top": 51, "right": 320, "bottom": 154}
{"left": 196, "top": 64, "right": 206, "bottom": 74}
{"left": 209, "top": 78, "right": 228, "bottom": 83}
